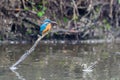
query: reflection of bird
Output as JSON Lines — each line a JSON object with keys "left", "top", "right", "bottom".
{"left": 40, "top": 19, "right": 56, "bottom": 36}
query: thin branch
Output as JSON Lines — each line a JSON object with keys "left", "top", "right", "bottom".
{"left": 109, "top": 0, "right": 113, "bottom": 19}
{"left": 21, "top": 0, "right": 26, "bottom": 9}
{"left": 72, "top": 0, "right": 79, "bottom": 16}
{"left": 72, "top": 0, "right": 79, "bottom": 29}
{"left": 10, "top": 32, "right": 49, "bottom": 70}
{"left": 6, "top": 7, "right": 37, "bottom": 13}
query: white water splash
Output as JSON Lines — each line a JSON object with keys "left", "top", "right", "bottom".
{"left": 82, "top": 68, "right": 93, "bottom": 72}
{"left": 82, "top": 61, "right": 98, "bottom": 72}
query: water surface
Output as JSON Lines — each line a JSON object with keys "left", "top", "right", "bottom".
{"left": 0, "top": 42, "right": 120, "bottom": 80}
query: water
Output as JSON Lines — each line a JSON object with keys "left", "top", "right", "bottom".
{"left": 0, "top": 42, "right": 120, "bottom": 80}
{"left": 10, "top": 35, "right": 45, "bottom": 69}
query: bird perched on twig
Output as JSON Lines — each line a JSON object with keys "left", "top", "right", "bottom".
{"left": 39, "top": 19, "right": 56, "bottom": 36}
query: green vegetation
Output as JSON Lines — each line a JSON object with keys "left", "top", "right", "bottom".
{"left": 37, "top": 5, "right": 47, "bottom": 17}
{"left": 26, "top": 28, "right": 32, "bottom": 35}
{"left": 63, "top": 17, "right": 69, "bottom": 23}
{"left": 118, "top": 0, "right": 120, "bottom": 4}
{"left": 0, "top": 0, "right": 119, "bottom": 41}
{"left": 103, "top": 19, "right": 111, "bottom": 31}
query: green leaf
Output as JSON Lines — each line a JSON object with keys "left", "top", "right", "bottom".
{"left": 63, "top": 17, "right": 68, "bottom": 23}
{"left": 106, "top": 23, "right": 111, "bottom": 30}
{"left": 103, "top": 19, "right": 111, "bottom": 30}
{"left": 118, "top": 0, "right": 120, "bottom": 4}
{"left": 43, "top": 7, "right": 47, "bottom": 11}
{"left": 103, "top": 19, "right": 107, "bottom": 23}
{"left": 26, "top": 29, "right": 32, "bottom": 34}
{"left": 32, "top": 6, "right": 37, "bottom": 11}
{"left": 73, "top": 14, "right": 78, "bottom": 20}
{"left": 24, "top": 7, "right": 29, "bottom": 11}
{"left": 96, "top": 7, "right": 100, "bottom": 13}
{"left": 38, "top": 5, "right": 43, "bottom": 8}
{"left": 37, "top": 11, "right": 44, "bottom": 17}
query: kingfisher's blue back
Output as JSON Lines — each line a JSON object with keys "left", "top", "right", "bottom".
{"left": 39, "top": 19, "right": 52, "bottom": 36}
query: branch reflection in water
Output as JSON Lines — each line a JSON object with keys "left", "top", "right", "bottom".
{"left": 11, "top": 69, "right": 26, "bottom": 80}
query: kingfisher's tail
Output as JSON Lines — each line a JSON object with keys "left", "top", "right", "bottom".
{"left": 37, "top": 32, "right": 42, "bottom": 37}
{"left": 39, "top": 32, "right": 42, "bottom": 36}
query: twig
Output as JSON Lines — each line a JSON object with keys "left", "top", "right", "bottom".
{"left": 22, "top": 18, "right": 40, "bottom": 27}
{"left": 115, "top": 7, "right": 119, "bottom": 27}
{"left": 109, "top": 0, "right": 113, "bottom": 19}
{"left": 21, "top": 0, "right": 26, "bottom": 9}
{"left": 66, "top": 19, "right": 73, "bottom": 28}
{"left": 72, "top": 0, "right": 79, "bottom": 29}
{"left": 7, "top": 8, "right": 37, "bottom": 14}
{"left": 10, "top": 32, "right": 49, "bottom": 70}
{"left": 72, "top": 0, "right": 79, "bottom": 16}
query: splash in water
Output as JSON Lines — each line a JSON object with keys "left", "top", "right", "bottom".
{"left": 82, "top": 61, "right": 98, "bottom": 72}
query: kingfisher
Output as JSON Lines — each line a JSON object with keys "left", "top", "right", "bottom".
{"left": 39, "top": 19, "right": 56, "bottom": 36}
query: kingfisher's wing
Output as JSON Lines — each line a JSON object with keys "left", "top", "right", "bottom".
{"left": 40, "top": 23, "right": 48, "bottom": 32}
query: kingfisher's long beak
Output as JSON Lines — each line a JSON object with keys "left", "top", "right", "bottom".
{"left": 51, "top": 21, "right": 57, "bottom": 24}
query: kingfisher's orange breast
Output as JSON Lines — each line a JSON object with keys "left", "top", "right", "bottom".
{"left": 42, "top": 23, "right": 51, "bottom": 34}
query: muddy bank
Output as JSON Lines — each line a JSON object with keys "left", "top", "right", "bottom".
{"left": 0, "top": 0, "right": 120, "bottom": 41}
{"left": 0, "top": 37, "right": 120, "bottom": 45}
